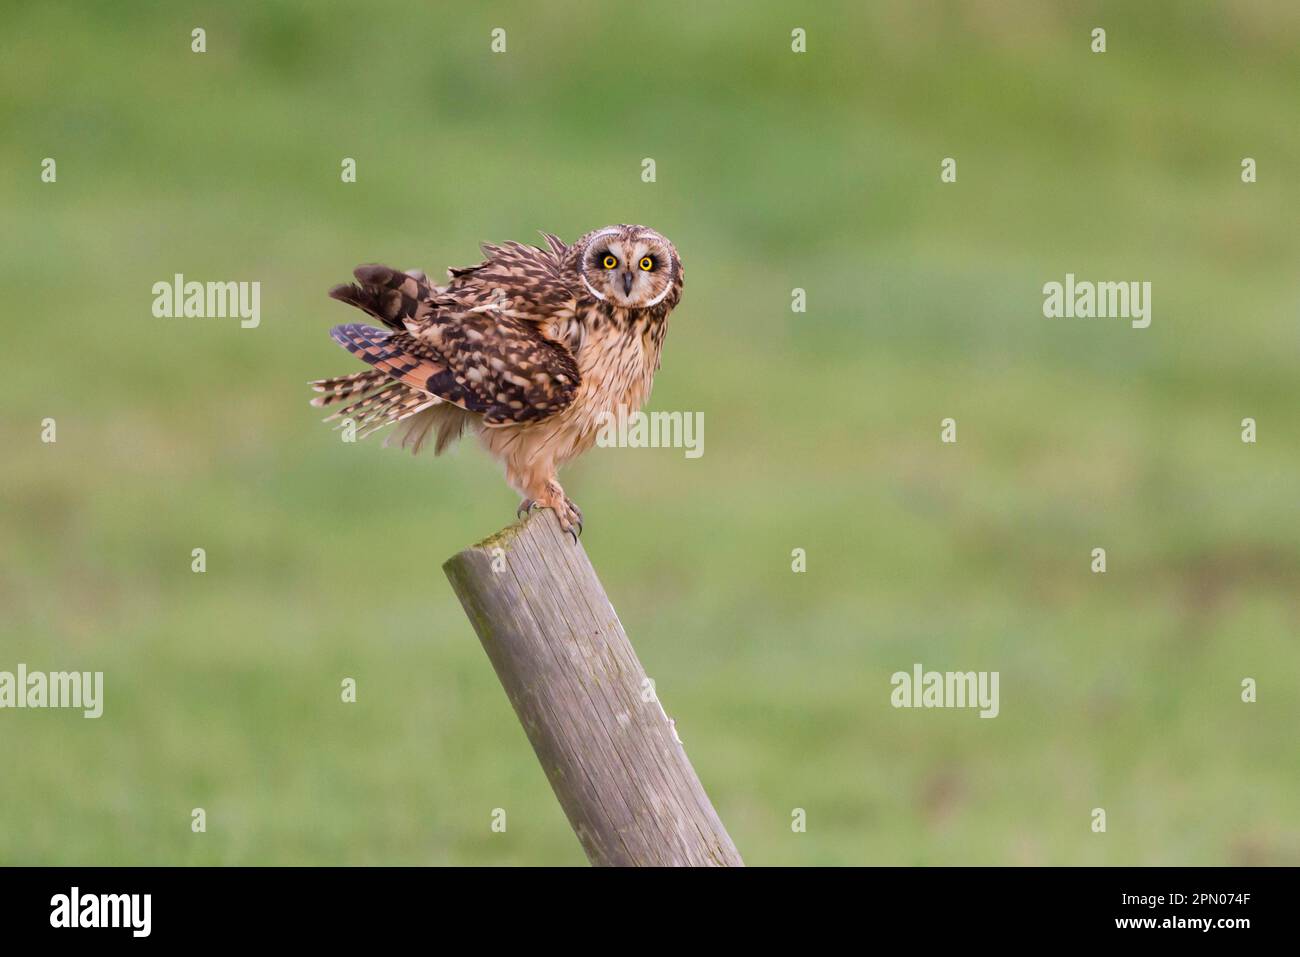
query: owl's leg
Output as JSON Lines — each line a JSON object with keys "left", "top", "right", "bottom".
{"left": 536, "top": 480, "right": 582, "bottom": 541}
{"left": 509, "top": 462, "right": 582, "bottom": 541}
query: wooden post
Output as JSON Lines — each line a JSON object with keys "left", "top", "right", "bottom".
{"left": 443, "top": 510, "right": 744, "bottom": 867}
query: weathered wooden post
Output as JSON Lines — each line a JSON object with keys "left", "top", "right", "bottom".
{"left": 443, "top": 510, "right": 744, "bottom": 867}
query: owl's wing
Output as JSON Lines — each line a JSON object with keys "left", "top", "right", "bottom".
{"left": 328, "top": 264, "right": 437, "bottom": 331}
{"left": 329, "top": 301, "right": 580, "bottom": 426}
{"left": 443, "top": 234, "right": 579, "bottom": 327}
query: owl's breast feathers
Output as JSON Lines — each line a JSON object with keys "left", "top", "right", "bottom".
{"left": 569, "top": 301, "right": 673, "bottom": 425}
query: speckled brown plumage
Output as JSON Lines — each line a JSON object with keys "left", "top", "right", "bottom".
{"left": 309, "top": 225, "right": 684, "bottom": 536}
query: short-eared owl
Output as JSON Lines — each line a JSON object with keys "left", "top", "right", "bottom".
{"left": 309, "top": 225, "right": 684, "bottom": 538}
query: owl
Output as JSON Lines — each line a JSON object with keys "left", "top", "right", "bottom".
{"left": 309, "top": 225, "right": 684, "bottom": 539}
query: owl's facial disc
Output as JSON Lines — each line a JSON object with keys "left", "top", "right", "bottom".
{"left": 583, "top": 230, "right": 675, "bottom": 309}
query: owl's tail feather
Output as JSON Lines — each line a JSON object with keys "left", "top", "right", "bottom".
{"left": 328, "top": 265, "right": 436, "bottom": 331}
{"left": 308, "top": 369, "right": 390, "bottom": 408}
{"left": 385, "top": 404, "right": 476, "bottom": 456}
{"left": 319, "top": 380, "right": 441, "bottom": 441}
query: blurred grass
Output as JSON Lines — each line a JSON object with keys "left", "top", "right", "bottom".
{"left": 1, "top": 0, "right": 1297, "bottom": 865}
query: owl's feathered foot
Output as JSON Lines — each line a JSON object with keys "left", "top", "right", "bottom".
{"left": 517, "top": 490, "right": 583, "bottom": 542}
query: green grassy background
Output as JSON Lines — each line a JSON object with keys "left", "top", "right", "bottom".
{"left": 2, "top": 1, "right": 1297, "bottom": 865}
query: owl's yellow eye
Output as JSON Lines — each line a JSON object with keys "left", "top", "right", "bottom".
{"left": 639, "top": 256, "right": 654, "bottom": 271}
{"left": 601, "top": 254, "right": 618, "bottom": 269}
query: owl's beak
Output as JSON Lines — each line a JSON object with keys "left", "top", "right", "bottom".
{"left": 621, "top": 272, "right": 634, "bottom": 295}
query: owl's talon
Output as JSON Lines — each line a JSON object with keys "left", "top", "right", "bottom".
{"left": 556, "top": 510, "right": 582, "bottom": 543}
{"left": 516, "top": 499, "right": 535, "bottom": 519}
{"left": 562, "top": 497, "right": 584, "bottom": 541}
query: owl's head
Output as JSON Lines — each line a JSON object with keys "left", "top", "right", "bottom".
{"left": 576, "top": 225, "right": 681, "bottom": 310}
